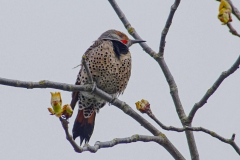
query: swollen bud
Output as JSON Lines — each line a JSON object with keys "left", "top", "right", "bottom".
{"left": 48, "top": 92, "right": 63, "bottom": 117}
{"left": 218, "top": 0, "right": 232, "bottom": 25}
{"left": 62, "top": 104, "right": 73, "bottom": 119}
{"left": 135, "top": 99, "right": 151, "bottom": 114}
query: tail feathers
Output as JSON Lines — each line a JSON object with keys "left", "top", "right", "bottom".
{"left": 72, "top": 109, "right": 96, "bottom": 145}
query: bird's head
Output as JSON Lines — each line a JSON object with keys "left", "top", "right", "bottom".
{"left": 99, "top": 30, "right": 145, "bottom": 47}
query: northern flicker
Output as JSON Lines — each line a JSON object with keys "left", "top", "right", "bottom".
{"left": 70, "top": 30, "right": 145, "bottom": 145}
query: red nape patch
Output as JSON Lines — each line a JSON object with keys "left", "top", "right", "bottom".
{"left": 121, "top": 40, "right": 128, "bottom": 44}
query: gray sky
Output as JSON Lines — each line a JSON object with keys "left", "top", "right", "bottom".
{"left": 0, "top": 0, "right": 240, "bottom": 159}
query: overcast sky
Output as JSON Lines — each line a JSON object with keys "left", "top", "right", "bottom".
{"left": 0, "top": 0, "right": 240, "bottom": 159}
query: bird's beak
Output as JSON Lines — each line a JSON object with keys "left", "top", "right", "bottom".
{"left": 127, "top": 39, "right": 146, "bottom": 47}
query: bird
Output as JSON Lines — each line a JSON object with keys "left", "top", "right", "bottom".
{"left": 70, "top": 29, "right": 145, "bottom": 145}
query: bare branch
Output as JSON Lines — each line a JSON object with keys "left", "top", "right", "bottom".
{"left": 228, "top": 0, "right": 240, "bottom": 20}
{"left": 159, "top": 0, "right": 181, "bottom": 54}
{"left": 82, "top": 55, "right": 93, "bottom": 83}
{"left": 227, "top": 22, "right": 240, "bottom": 37}
{"left": 108, "top": 1, "right": 199, "bottom": 159}
{"left": 145, "top": 111, "right": 240, "bottom": 155}
{"left": 186, "top": 127, "right": 240, "bottom": 155}
{"left": 146, "top": 111, "right": 185, "bottom": 132}
{"left": 59, "top": 117, "right": 82, "bottom": 152}
{"left": 0, "top": 78, "right": 88, "bottom": 91}
{"left": 0, "top": 77, "right": 185, "bottom": 160}
{"left": 188, "top": 55, "right": 240, "bottom": 123}
{"left": 60, "top": 117, "right": 166, "bottom": 153}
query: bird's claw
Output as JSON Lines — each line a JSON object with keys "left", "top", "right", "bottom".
{"left": 83, "top": 142, "right": 90, "bottom": 147}
{"left": 109, "top": 97, "right": 117, "bottom": 105}
{"left": 91, "top": 82, "right": 97, "bottom": 94}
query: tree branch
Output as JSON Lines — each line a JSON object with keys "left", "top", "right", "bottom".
{"left": 0, "top": 77, "right": 185, "bottom": 160}
{"left": 186, "top": 127, "right": 240, "bottom": 155}
{"left": 82, "top": 55, "right": 93, "bottom": 83}
{"left": 59, "top": 117, "right": 82, "bottom": 152}
{"left": 0, "top": 78, "right": 87, "bottom": 91}
{"left": 188, "top": 55, "right": 240, "bottom": 123}
{"left": 145, "top": 111, "right": 240, "bottom": 154}
{"left": 60, "top": 117, "right": 166, "bottom": 153}
{"left": 229, "top": 0, "right": 240, "bottom": 20}
{"left": 159, "top": 0, "right": 181, "bottom": 55}
{"left": 227, "top": 22, "right": 240, "bottom": 37}
{"left": 108, "top": 0, "right": 199, "bottom": 159}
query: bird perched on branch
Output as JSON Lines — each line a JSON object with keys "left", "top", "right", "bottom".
{"left": 70, "top": 30, "right": 145, "bottom": 145}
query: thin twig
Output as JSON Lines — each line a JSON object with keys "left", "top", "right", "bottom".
{"left": 59, "top": 117, "right": 166, "bottom": 153}
{"left": 59, "top": 118, "right": 82, "bottom": 152}
{"left": 146, "top": 112, "right": 240, "bottom": 155}
{"left": 186, "top": 127, "right": 240, "bottom": 155}
{"left": 82, "top": 55, "right": 93, "bottom": 83}
{"left": 159, "top": 0, "right": 181, "bottom": 55}
{"left": 147, "top": 111, "right": 185, "bottom": 132}
{"left": 227, "top": 22, "right": 240, "bottom": 37}
{"left": 188, "top": 55, "right": 240, "bottom": 123}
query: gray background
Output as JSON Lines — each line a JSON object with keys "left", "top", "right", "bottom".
{"left": 0, "top": 0, "right": 239, "bottom": 159}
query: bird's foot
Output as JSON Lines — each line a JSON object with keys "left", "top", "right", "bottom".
{"left": 83, "top": 142, "right": 90, "bottom": 148}
{"left": 90, "top": 82, "right": 97, "bottom": 94}
{"left": 109, "top": 97, "right": 117, "bottom": 105}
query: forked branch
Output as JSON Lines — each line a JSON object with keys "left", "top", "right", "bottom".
{"left": 108, "top": 0, "right": 199, "bottom": 159}
{"left": 60, "top": 117, "right": 166, "bottom": 153}
{"left": 188, "top": 55, "right": 240, "bottom": 123}
{"left": 145, "top": 111, "right": 240, "bottom": 155}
